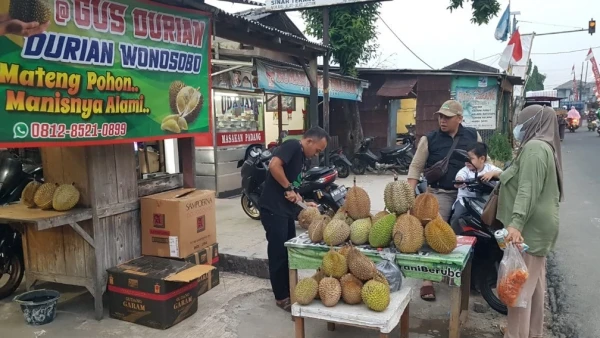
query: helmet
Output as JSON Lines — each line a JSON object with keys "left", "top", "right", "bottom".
{"left": 571, "top": 106, "right": 576, "bottom": 110}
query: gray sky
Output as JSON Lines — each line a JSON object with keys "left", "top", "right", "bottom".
{"left": 207, "top": 0, "right": 599, "bottom": 90}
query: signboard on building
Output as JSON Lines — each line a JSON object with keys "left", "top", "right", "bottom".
{"left": 455, "top": 87, "right": 498, "bottom": 130}
{"left": 265, "top": 0, "right": 387, "bottom": 12}
{"left": 212, "top": 66, "right": 258, "bottom": 92}
{"left": 0, "top": 0, "right": 210, "bottom": 147}
{"left": 256, "top": 61, "right": 364, "bottom": 101}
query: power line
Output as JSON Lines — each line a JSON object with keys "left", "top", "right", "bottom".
{"left": 532, "top": 46, "right": 600, "bottom": 55}
{"left": 475, "top": 53, "right": 500, "bottom": 62}
{"left": 377, "top": 14, "right": 434, "bottom": 69}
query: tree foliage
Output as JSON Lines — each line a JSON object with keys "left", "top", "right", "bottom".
{"left": 524, "top": 64, "right": 546, "bottom": 92}
{"left": 488, "top": 133, "right": 513, "bottom": 163}
{"left": 302, "top": 4, "right": 380, "bottom": 76}
{"left": 447, "top": 0, "right": 502, "bottom": 25}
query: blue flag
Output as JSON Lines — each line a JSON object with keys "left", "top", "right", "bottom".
{"left": 494, "top": 4, "right": 511, "bottom": 42}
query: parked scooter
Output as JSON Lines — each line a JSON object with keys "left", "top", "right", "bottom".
{"left": 237, "top": 144, "right": 347, "bottom": 220}
{"left": 351, "top": 136, "right": 413, "bottom": 175}
{"left": 0, "top": 154, "right": 43, "bottom": 299}
{"left": 449, "top": 149, "right": 506, "bottom": 315}
{"left": 319, "top": 148, "right": 352, "bottom": 179}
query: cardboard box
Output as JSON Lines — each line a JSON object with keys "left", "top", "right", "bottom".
{"left": 182, "top": 243, "right": 220, "bottom": 295}
{"left": 107, "top": 256, "right": 215, "bottom": 330}
{"left": 141, "top": 188, "right": 216, "bottom": 258}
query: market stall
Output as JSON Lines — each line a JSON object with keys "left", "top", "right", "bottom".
{"left": 0, "top": 0, "right": 210, "bottom": 320}
{"left": 286, "top": 234, "right": 474, "bottom": 338}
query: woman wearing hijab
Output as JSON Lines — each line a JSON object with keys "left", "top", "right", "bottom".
{"left": 497, "top": 104, "right": 563, "bottom": 338}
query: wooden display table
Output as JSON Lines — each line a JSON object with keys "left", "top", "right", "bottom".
{"left": 286, "top": 234, "right": 476, "bottom": 338}
{"left": 292, "top": 286, "right": 411, "bottom": 338}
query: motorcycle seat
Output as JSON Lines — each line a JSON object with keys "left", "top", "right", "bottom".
{"left": 304, "top": 166, "right": 334, "bottom": 180}
{"left": 380, "top": 144, "right": 409, "bottom": 154}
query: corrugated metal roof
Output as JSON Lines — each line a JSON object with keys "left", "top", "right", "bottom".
{"left": 376, "top": 78, "right": 417, "bottom": 97}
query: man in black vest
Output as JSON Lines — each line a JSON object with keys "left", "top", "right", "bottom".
{"left": 407, "top": 99, "right": 483, "bottom": 301}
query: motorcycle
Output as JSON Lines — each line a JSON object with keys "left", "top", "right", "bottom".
{"left": 567, "top": 117, "right": 579, "bottom": 132}
{"left": 319, "top": 148, "right": 352, "bottom": 179}
{"left": 449, "top": 150, "right": 506, "bottom": 315}
{"left": 237, "top": 144, "right": 347, "bottom": 220}
{"left": 0, "top": 154, "right": 43, "bottom": 299}
{"left": 351, "top": 136, "right": 413, "bottom": 175}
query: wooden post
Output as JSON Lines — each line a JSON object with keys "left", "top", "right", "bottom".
{"left": 309, "top": 57, "right": 319, "bottom": 129}
{"left": 322, "top": 8, "right": 331, "bottom": 166}
{"left": 177, "top": 137, "right": 196, "bottom": 188}
{"left": 278, "top": 95, "right": 283, "bottom": 143}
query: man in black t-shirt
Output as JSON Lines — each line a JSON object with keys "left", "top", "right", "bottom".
{"left": 260, "top": 127, "right": 329, "bottom": 312}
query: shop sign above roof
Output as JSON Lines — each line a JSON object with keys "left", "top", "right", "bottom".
{"left": 264, "top": 0, "right": 391, "bottom": 12}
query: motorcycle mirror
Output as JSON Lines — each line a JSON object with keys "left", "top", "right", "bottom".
{"left": 451, "top": 149, "right": 471, "bottom": 164}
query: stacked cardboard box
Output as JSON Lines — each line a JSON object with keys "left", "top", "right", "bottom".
{"left": 107, "top": 188, "right": 220, "bottom": 330}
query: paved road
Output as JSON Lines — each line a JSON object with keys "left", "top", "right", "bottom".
{"left": 550, "top": 126, "right": 600, "bottom": 338}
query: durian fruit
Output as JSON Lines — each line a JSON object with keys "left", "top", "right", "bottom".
{"left": 9, "top": 0, "right": 52, "bottom": 25}
{"left": 21, "top": 181, "right": 42, "bottom": 208}
{"left": 340, "top": 273, "right": 363, "bottom": 286}
{"left": 176, "top": 86, "right": 204, "bottom": 123}
{"left": 52, "top": 183, "right": 80, "bottom": 211}
{"left": 341, "top": 278, "right": 363, "bottom": 305}
{"left": 169, "top": 81, "right": 186, "bottom": 114}
{"left": 392, "top": 214, "right": 425, "bottom": 253}
{"left": 372, "top": 210, "right": 390, "bottom": 224}
{"left": 373, "top": 270, "right": 390, "bottom": 288}
{"left": 368, "top": 213, "right": 397, "bottom": 248}
{"left": 344, "top": 178, "right": 371, "bottom": 220}
{"left": 318, "top": 277, "right": 342, "bottom": 307}
{"left": 350, "top": 218, "right": 372, "bottom": 245}
{"left": 312, "top": 269, "right": 326, "bottom": 300}
{"left": 177, "top": 116, "right": 189, "bottom": 131}
{"left": 33, "top": 183, "right": 58, "bottom": 210}
{"left": 384, "top": 175, "right": 415, "bottom": 215}
{"left": 321, "top": 248, "right": 348, "bottom": 278}
{"left": 333, "top": 208, "right": 354, "bottom": 226}
{"left": 347, "top": 247, "right": 377, "bottom": 281}
{"left": 298, "top": 207, "right": 321, "bottom": 230}
{"left": 161, "top": 118, "right": 181, "bottom": 133}
{"left": 361, "top": 280, "right": 391, "bottom": 312}
{"left": 323, "top": 219, "right": 350, "bottom": 246}
{"left": 294, "top": 278, "right": 319, "bottom": 305}
{"left": 308, "top": 215, "right": 330, "bottom": 243}
{"left": 413, "top": 192, "right": 440, "bottom": 224}
{"left": 338, "top": 244, "right": 352, "bottom": 257}
{"left": 424, "top": 216, "right": 458, "bottom": 254}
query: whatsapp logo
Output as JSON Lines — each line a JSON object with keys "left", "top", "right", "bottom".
{"left": 13, "top": 123, "right": 28, "bottom": 139}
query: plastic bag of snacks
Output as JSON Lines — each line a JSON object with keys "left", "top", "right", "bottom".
{"left": 376, "top": 252, "right": 403, "bottom": 292}
{"left": 497, "top": 242, "right": 530, "bottom": 308}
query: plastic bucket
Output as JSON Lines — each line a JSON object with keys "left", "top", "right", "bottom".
{"left": 13, "top": 289, "right": 60, "bottom": 325}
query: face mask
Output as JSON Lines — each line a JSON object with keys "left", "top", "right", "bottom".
{"left": 513, "top": 124, "right": 525, "bottom": 142}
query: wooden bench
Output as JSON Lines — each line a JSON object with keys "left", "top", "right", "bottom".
{"left": 291, "top": 286, "right": 411, "bottom": 338}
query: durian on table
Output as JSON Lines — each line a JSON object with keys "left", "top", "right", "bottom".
{"left": 23, "top": 182, "right": 81, "bottom": 212}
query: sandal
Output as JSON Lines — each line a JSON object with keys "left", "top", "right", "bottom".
{"left": 276, "top": 298, "right": 292, "bottom": 312}
{"left": 420, "top": 285, "right": 436, "bottom": 301}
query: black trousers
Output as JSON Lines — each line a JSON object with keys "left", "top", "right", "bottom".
{"left": 260, "top": 208, "right": 296, "bottom": 301}
{"left": 558, "top": 124, "right": 566, "bottom": 140}
{"left": 449, "top": 201, "right": 468, "bottom": 235}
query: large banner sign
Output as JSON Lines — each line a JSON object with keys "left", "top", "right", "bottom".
{"left": 455, "top": 87, "right": 498, "bottom": 130}
{"left": 0, "top": 0, "right": 210, "bottom": 147}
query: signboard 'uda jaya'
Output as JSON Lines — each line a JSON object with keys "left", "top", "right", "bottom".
{"left": 264, "top": 0, "right": 386, "bottom": 12}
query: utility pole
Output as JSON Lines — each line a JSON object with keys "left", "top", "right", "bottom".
{"left": 322, "top": 8, "right": 331, "bottom": 166}
{"left": 584, "top": 60, "right": 589, "bottom": 101}
{"left": 580, "top": 62, "right": 584, "bottom": 101}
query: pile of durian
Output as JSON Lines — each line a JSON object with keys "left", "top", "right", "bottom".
{"left": 294, "top": 244, "right": 392, "bottom": 312}
{"left": 300, "top": 176, "right": 458, "bottom": 255}
{"left": 21, "top": 181, "right": 81, "bottom": 212}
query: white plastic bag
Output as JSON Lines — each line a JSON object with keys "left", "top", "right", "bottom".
{"left": 376, "top": 252, "right": 403, "bottom": 292}
{"left": 497, "top": 242, "right": 529, "bottom": 308}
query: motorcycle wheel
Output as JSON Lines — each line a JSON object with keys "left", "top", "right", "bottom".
{"left": 0, "top": 254, "right": 24, "bottom": 300}
{"left": 241, "top": 194, "right": 261, "bottom": 220}
{"left": 351, "top": 158, "right": 366, "bottom": 175}
{"left": 477, "top": 263, "right": 508, "bottom": 315}
{"left": 334, "top": 160, "right": 350, "bottom": 178}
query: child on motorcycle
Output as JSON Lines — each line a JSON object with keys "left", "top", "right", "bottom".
{"left": 449, "top": 142, "right": 502, "bottom": 234}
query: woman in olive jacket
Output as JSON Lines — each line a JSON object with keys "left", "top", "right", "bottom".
{"left": 496, "top": 105, "right": 563, "bottom": 338}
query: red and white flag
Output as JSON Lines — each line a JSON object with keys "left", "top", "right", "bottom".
{"left": 586, "top": 48, "right": 600, "bottom": 102}
{"left": 586, "top": 48, "right": 594, "bottom": 62}
{"left": 498, "top": 29, "right": 534, "bottom": 78}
